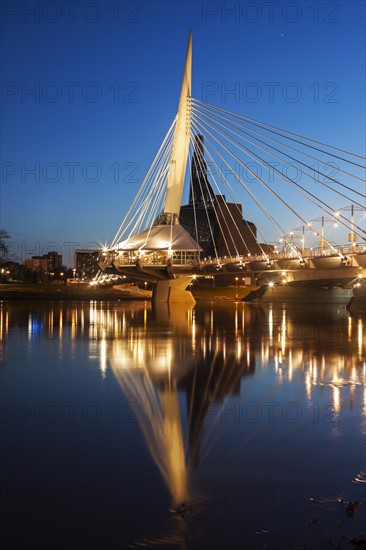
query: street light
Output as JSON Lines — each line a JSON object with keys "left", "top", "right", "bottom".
{"left": 285, "top": 227, "right": 306, "bottom": 254}
{"left": 334, "top": 205, "right": 365, "bottom": 246}
{"left": 313, "top": 216, "right": 338, "bottom": 249}
{"left": 297, "top": 217, "right": 338, "bottom": 251}
{"left": 279, "top": 233, "right": 302, "bottom": 256}
{"left": 189, "top": 274, "right": 197, "bottom": 292}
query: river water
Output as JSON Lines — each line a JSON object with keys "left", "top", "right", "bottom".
{"left": 1, "top": 300, "right": 365, "bottom": 549}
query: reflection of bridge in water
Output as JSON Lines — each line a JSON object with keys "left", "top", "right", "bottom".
{"left": 2, "top": 301, "right": 365, "bottom": 514}
{"left": 98, "top": 32, "right": 366, "bottom": 309}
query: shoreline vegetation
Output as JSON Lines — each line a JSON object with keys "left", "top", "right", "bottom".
{"left": 0, "top": 283, "right": 257, "bottom": 302}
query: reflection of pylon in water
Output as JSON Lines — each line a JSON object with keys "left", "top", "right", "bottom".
{"left": 107, "top": 303, "right": 259, "bottom": 504}
{"left": 161, "top": 385, "right": 187, "bottom": 504}
{"left": 108, "top": 304, "right": 194, "bottom": 505}
{"left": 111, "top": 370, "right": 189, "bottom": 505}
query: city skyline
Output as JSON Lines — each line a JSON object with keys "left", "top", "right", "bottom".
{"left": 2, "top": 1, "right": 365, "bottom": 265}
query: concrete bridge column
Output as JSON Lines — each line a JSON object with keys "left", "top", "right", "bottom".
{"left": 153, "top": 276, "right": 195, "bottom": 304}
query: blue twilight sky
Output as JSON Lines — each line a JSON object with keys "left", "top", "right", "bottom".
{"left": 1, "top": 0, "right": 365, "bottom": 265}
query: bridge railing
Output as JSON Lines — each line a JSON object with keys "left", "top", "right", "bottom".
{"left": 102, "top": 243, "right": 366, "bottom": 270}
{"left": 199, "top": 243, "right": 366, "bottom": 267}
{"left": 110, "top": 250, "right": 201, "bottom": 267}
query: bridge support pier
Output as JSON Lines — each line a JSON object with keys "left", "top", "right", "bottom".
{"left": 152, "top": 276, "right": 195, "bottom": 304}
{"left": 347, "top": 285, "right": 366, "bottom": 313}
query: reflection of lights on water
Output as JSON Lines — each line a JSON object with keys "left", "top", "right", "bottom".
{"left": 89, "top": 302, "right": 95, "bottom": 325}
{"left": 6, "top": 302, "right": 365, "bottom": 422}
{"left": 191, "top": 309, "right": 196, "bottom": 349}
{"left": 206, "top": 335, "right": 211, "bottom": 353}
{"left": 305, "top": 371, "right": 311, "bottom": 399}
{"left": 28, "top": 313, "right": 32, "bottom": 338}
{"left": 0, "top": 308, "right": 8, "bottom": 361}
{"left": 268, "top": 307, "right": 273, "bottom": 344}
{"left": 71, "top": 310, "right": 76, "bottom": 342}
{"left": 277, "top": 365, "right": 283, "bottom": 382}
{"left": 350, "top": 366, "right": 358, "bottom": 385}
{"left": 332, "top": 382, "right": 341, "bottom": 414}
{"left": 28, "top": 314, "right": 43, "bottom": 340}
{"left": 155, "top": 344, "right": 173, "bottom": 372}
{"left": 348, "top": 317, "right": 352, "bottom": 342}
{"left": 312, "top": 360, "right": 318, "bottom": 385}
{"left": 237, "top": 339, "right": 241, "bottom": 358}
{"left": 114, "top": 311, "right": 119, "bottom": 340}
{"left": 288, "top": 350, "right": 293, "bottom": 381}
{"left": 261, "top": 343, "right": 269, "bottom": 366}
{"left": 321, "top": 356, "right": 325, "bottom": 383}
{"left": 48, "top": 310, "right": 53, "bottom": 340}
{"left": 281, "top": 309, "right": 286, "bottom": 355}
{"left": 358, "top": 319, "right": 363, "bottom": 359}
{"left": 100, "top": 339, "right": 107, "bottom": 378}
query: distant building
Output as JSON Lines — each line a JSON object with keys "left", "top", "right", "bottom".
{"left": 25, "top": 256, "right": 48, "bottom": 272}
{"left": 179, "top": 135, "right": 273, "bottom": 258}
{"left": 24, "top": 251, "right": 62, "bottom": 273}
{"left": 74, "top": 249, "right": 100, "bottom": 278}
{"left": 45, "top": 251, "right": 62, "bottom": 272}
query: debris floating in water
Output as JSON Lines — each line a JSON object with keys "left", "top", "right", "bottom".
{"left": 353, "top": 468, "right": 366, "bottom": 484}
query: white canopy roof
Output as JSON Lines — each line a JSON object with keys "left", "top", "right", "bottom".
{"left": 113, "top": 224, "right": 202, "bottom": 252}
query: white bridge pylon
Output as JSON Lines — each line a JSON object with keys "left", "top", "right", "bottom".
{"left": 100, "top": 31, "right": 200, "bottom": 303}
{"left": 163, "top": 29, "right": 192, "bottom": 220}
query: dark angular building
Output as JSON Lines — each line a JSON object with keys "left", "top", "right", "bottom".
{"left": 179, "top": 135, "right": 270, "bottom": 258}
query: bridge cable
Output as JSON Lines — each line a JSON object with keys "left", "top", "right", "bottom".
{"left": 192, "top": 100, "right": 366, "bottom": 197}
{"left": 110, "top": 117, "right": 176, "bottom": 247}
{"left": 193, "top": 128, "right": 272, "bottom": 259}
{"left": 192, "top": 114, "right": 296, "bottom": 261}
{"left": 192, "top": 105, "right": 366, "bottom": 241}
{"left": 191, "top": 132, "right": 243, "bottom": 259}
{"left": 192, "top": 112, "right": 342, "bottom": 259}
{"left": 192, "top": 98, "right": 366, "bottom": 168}
{"left": 190, "top": 126, "right": 263, "bottom": 257}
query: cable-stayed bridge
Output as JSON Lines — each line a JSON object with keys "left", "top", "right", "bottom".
{"left": 98, "top": 32, "right": 366, "bottom": 306}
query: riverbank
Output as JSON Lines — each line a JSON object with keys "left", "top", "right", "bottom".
{"left": 0, "top": 283, "right": 150, "bottom": 301}
{"left": 0, "top": 283, "right": 258, "bottom": 302}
